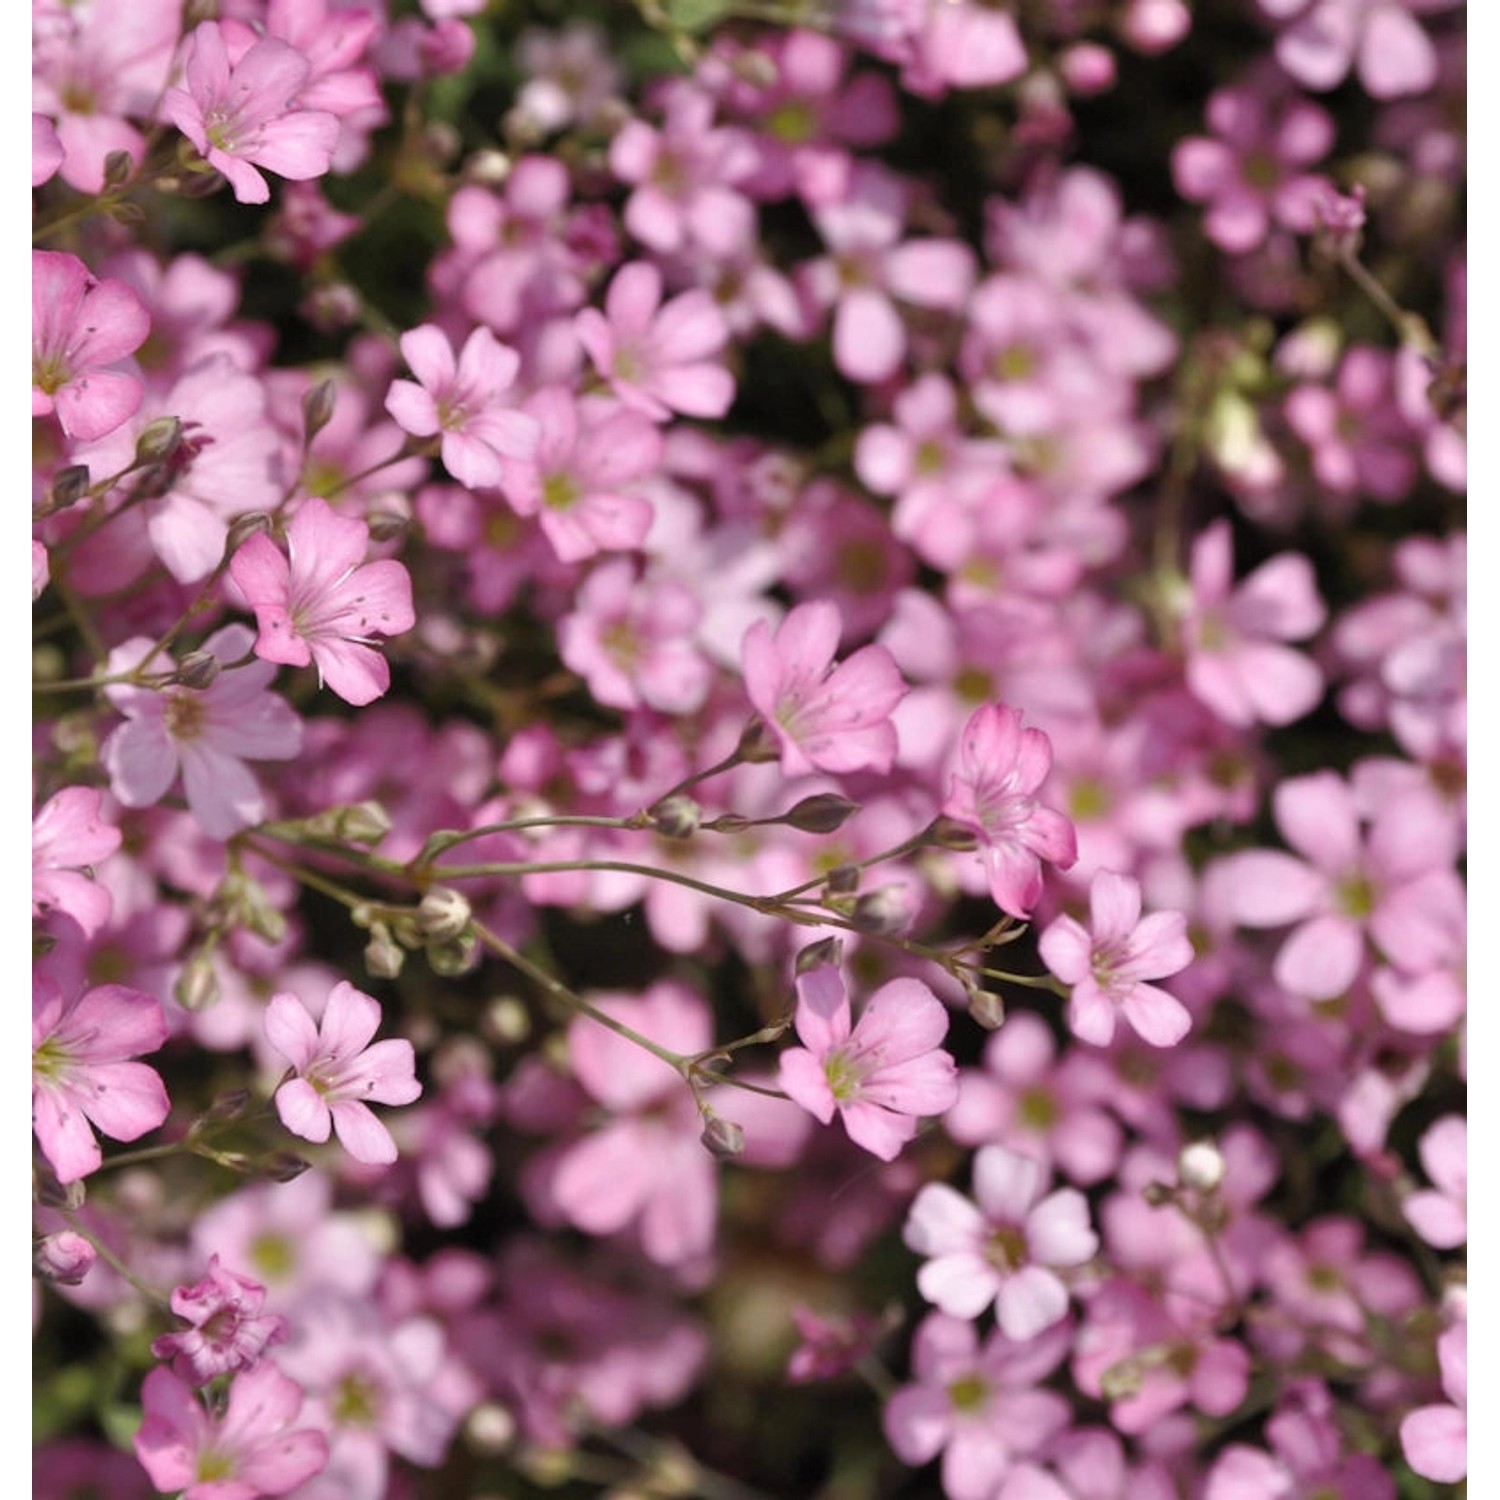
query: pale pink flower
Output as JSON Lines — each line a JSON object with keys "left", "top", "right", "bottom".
{"left": 32, "top": 112, "right": 65, "bottom": 186}
{"left": 33, "top": 974, "right": 171, "bottom": 1185}
{"left": 150, "top": 1256, "right": 288, "bottom": 1385}
{"left": 777, "top": 965, "right": 958, "bottom": 1161}
{"left": 32, "top": 250, "right": 150, "bottom": 443}
{"left": 265, "top": 981, "right": 422, "bottom": 1165}
{"left": 134, "top": 1360, "right": 330, "bottom": 1500}
{"left": 1180, "top": 519, "right": 1326, "bottom": 728}
{"left": 742, "top": 600, "right": 907, "bottom": 777}
{"left": 574, "top": 261, "right": 735, "bottom": 421}
{"left": 939, "top": 703, "right": 1078, "bottom": 920}
{"left": 1039, "top": 870, "right": 1195, "bottom": 1048}
{"left": 1264, "top": 0, "right": 1460, "bottom": 100}
{"left": 33, "top": 785, "right": 122, "bottom": 938}
{"left": 1402, "top": 1115, "right": 1465, "bottom": 1248}
{"left": 1400, "top": 1320, "right": 1466, "bottom": 1483}
{"left": 162, "top": 22, "right": 341, "bottom": 205}
{"left": 102, "top": 625, "right": 303, "bottom": 840}
{"left": 385, "top": 324, "right": 538, "bottom": 489}
{"left": 904, "top": 1143, "right": 1098, "bottom": 1339}
{"left": 230, "top": 497, "right": 415, "bottom": 706}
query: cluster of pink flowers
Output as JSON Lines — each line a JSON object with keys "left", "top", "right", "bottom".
{"left": 33, "top": 0, "right": 1465, "bottom": 1496}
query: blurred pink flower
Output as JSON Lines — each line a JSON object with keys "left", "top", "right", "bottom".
{"left": 1400, "top": 1320, "right": 1466, "bottom": 1483}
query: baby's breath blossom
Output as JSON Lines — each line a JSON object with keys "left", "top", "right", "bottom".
{"left": 151, "top": 1256, "right": 288, "bottom": 1385}
{"left": 265, "top": 981, "right": 422, "bottom": 1166}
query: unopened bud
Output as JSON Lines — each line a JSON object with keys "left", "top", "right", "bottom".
{"left": 484, "top": 996, "right": 531, "bottom": 1045}
{"left": 301, "top": 379, "right": 337, "bottom": 443}
{"left": 928, "top": 815, "right": 979, "bottom": 852}
{"left": 794, "top": 937, "right": 842, "bottom": 975}
{"left": 135, "top": 416, "right": 182, "bottom": 466}
{"left": 262, "top": 1152, "right": 312, "bottom": 1183}
{"left": 1142, "top": 1180, "right": 1177, "bottom": 1208}
{"left": 700, "top": 1112, "right": 745, "bottom": 1159}
{"left": 736, "top": 717, "right": 779, "bottom": 763}
{"left": 416, "top": 886, "right": 472, "bottom": 943}
{"left": 852, "top": 884, "right": 915, "bottom": 936}
{"left": 173, "top": 650, "right": 220, "bottom": 690}
{"left": 428, "top": 931, "right": 480, "bottom": 977}
{"left": 47, "top": 465, "right": 92, "bottom": 512}
{"left": 308, "top": 801, "right": 393, "bottom": 846}
{"left": 1177, "top": 1139, "right": 1226, "bottom": 1194}
{"left": 198, "top": 1089, "right": 252, "bottom": 1127}
{"left": 35, "top": 1230, "right": 96, "bottom": 1286}
{"left": 783, "top": 793, "right": 859, "bottom": 834}
{"left": 225, "top": 512, "right": 274, "bottom": 555}
{"left": 364, "top": 509, "right": 409, "bottom": 544}
{"left": 101, "top": 149, "right": 136, "bottom": 188}
{"left": 825, "top": 864, "right": 860, "bottom": 896}
{"left": 107, "top": 199, "right": 146, "bottom": 225}
{"left": 465, "top": 149, "right": 512, "bottom": 186}
{"left": 649, "top": 794, "right": 702, "bottom": 840}
{"left": 364, "top": 922, "right": 406, "bottom": 980}
{"left": 967, "top": 989, "right": 1006, "bottom": 1031}
{"left": 464, "top": 1401, "right": 517, "bottom": 1454}
{"left": 174, "top": 950, "right": 220, "bottom": 1011}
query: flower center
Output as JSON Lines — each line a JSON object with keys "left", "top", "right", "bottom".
{"left": 250, "top": 1232, "right": 294, "bottom": 1282}
{"left": 542, "top": 472, "right": 581, "bottom": 512}
{"left": 1017, "top": 1087, "right": 1058, "bottom": 1130}
{"left": 163, "top": 690, "right": 208, "bottom": 743}
{"left": 946, "top": 1374, "right": 989, "bottom": 1412}
{"left": 985, "top": 1224, "right": 1029, "bottom": 1272}
{"left": 823, "top": 1048, "right": 863, "bottom": 1104}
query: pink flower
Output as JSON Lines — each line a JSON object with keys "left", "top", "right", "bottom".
{"left": 33, "top": 974, "right": 171, "bottom": 1185}
{"left": 1402, "top": 1115, "right": 1465, "bottom": 1248}
{"left": 1264, "top": 0, "right": 1459, "bottom": 100}
{"left": 742, "top": 600, "right": 907, "bottom": 777}
{"left": 939, "top": 703, "right": 1078, "bottom": 920}
{"left": 777, "top": 965, "right": 958, "bottom": 1161}
{"left": 102, "top": 625, "right": 304, "bottom": 840}
{"left": 32, "top": 250, "right": 150, "bottom": 442}
{"left": 574, "top": 261, "right": 735, "bottom": 421}
{"left": 151, "top": 1256, "right": 289, "bottom": 1385}
{"left": 230, "top": 497, "right": 415, "bottom": 707}
{"left": 1039, "top": 870, "right": 1195, "bottom": 1048}
{"left": 1180, "top": 519, "right": 1327, "bottom": 728}
{"left": 903, "top": 1143, "right": 1098, "bottom": 1339}
{"left": 133, "top": 1360, "right": 330, "bottom": 1500}
{"left": 33, "top": 785, "right": 122, "bottom": 938}
{"left": 1400, "top": 1320, "right": 1466, "bottom": 1483}
{"left": 385, "top": 324, "right": 538, "bottom": 489}
{"left": 162, "top": 22, "right": 340, "bottom": 205}
{"left": 265, "top": 981, "right": 422, "bottom": 1165}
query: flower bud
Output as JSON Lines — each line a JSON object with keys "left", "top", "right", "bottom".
{"left": 173, "top": 650, "right": 221, "bottom": 690}
{"left": 967, "top": 989, "right": 1006, "bottom": 1031}
{"left": 736, "top": 717, "right": 779, "bottom": 763}
{"left": 364, "top": 922, "right": 406, "bottom": 980}
{"left": 35, "top": 1230, "right": 96, "bottom": 1286}
{"left": 225, "top": 512, "right": 274, "bottom": 555}
{"left": 46, "top": 465, "right": 92, "bottom": 512}
{"left": 175, "top": 950, "right": 220, "bottom": 1011}
{"left": 927, "top": 815, "right": 978, "bottom": 852}
{"left": 299, "top": 378, "right": 337, "bottom": 445}
{"left": 1177, "top": 1139, "right": 1226, "bottom": 1194}
{"left": 483, "top": 996, "right": 531, "bottom": 1045}
{"left": 783, "top": 793, "right": 859, "bottom": 834}
{"left": 135, "top": 416, "right": 183, "bottom": 466}
{"left": 649, "top": 794, "right": 702, "bottom": 840}
{"left": 700, "top": 1112, "right": 746, "bottom": 1159}
{"left": 262, "top": 1152, "right": 312, "bottom": 1183}
{"left": 102, "top": 149, "right": 136, "bottom": 188}
{"left": 307, "top": 801, "right": 393, "bottom": 846}
{"left": 464, "top": 1402, "right": 516, "bottom": 1454}
{"left": 416, "top": 886, "right": 473, "bottom": 943}
{"left": 365, "top": 509, "right": 410, "bottom": 544}
{"left": 852, "top": 884, "right": 915, "bottom": 936}
{"left": 428, "top": 931, "right": 481, "bottom": 977}
{"left": 1142, "top": 1180, "right": 1177, "bottom": 1208}
{"left": 795, "top": 937, "right": 842, "bottom": 975}
{"left": 825, "top": 864, "right": 860, "bottom": 896}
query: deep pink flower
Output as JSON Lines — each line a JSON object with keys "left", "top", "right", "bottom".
{"left": 33, "top": 250, "right": 150, "bottom": 442}
{"left": 385, "top": 324, "right": 538, "bottom": 489}
{"left": 742, "top": 600, "right": 907, "bottom": 777}
{"left": 151, "top": 1256, "right": 289, "bottom": 1385}
{"left": 230, "top": 497, "right": 415, "bottom": 707}
{"left": 134, "top": 1360, "right": 330, "bottom": 1500}
{"left": 33, "top": 974, "right": 171, "bottom": 1185}
{"left": 265, "top": 981, "right": 422, "bottom": 1165}
{"left": 162, "top": 22, "right": 341, "bottom": 205}
{"left": 33, "top": 785, "right": 122, "bottom": 938}
{"left": 778, "top": 965, "right": 958, "bottom": 1161}
{"left": 1038, "top": 870, "right": 1195, "bottom": 1047}
{"left": 904, "top": 1143, "right": 1098, "bottom": 1339}
{"left": 940, "top": 703, "right": 1078, "bottom": 920}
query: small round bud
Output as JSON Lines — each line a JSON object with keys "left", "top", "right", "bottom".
{"left": 700, "top": 1113, "right": 746, "bottom": 1159}
{"left": 483, "top": 996, "right": 531, "bottom": 1045}
{"left": 416, "top": 886, "right": 473, "bottom": 943}
{"left": 649, "top": 794, "right": 702, "bottom": 840}
{"left": 46, "top": 465, "right": 93, "bottom": 512}
{"left": 1177, "top": 1139, "right": 1226, "bottom": 1194}
{"left": 465, "top": 149, "right": 512, "bottom": 186}
{"left": 736, "top": 717, "right": 779, "bottom": 763}
{"left": 464, "top": 1402, "right": 517, "bottom": 1454}
{"left": 364, "top": 922, "right": 406, "bottom": 980}
{"left": 783, "top": 793, "right": 859, "bottom": 834}
{"left": 852, "top": 884, "right": 915, "bottom": 936}
{"left": 135, "top": 416, "right": 183, "bottom": 466}
{"left": 927, "top": 815, "right": 979, "bottom": 852}
{"left": 225, "top": 512, "right": 274, "bottom": 554}
{"left": 967, "top": 989, "right": 1006, "bottom": 1031}
{"left": 825, "top": 864, "right": 860, "bottom": 896}
{"left": 173, "top": 650, "right": 221, "bottom": 690}
{"left": 308, "top": 801, "right": 393, "bottom": 846}
{"left": 101, "top": 149, "right": 136, "bottom": 188}
{"left": 427, "top": 931, "right": 481, "bottom": 977}
{"left": 35, "top": 1229, "right": 96, "bottom": 1286}
{"left": 364, "top": 508, "right": 410, "bottom": 544}
{"left": 174, "top": 950, "right": 220, "bottom": 1011}
{"left": 262, "top": 1152, "right": 312, "bottom": 1184}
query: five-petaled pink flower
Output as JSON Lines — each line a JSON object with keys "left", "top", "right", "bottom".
{"left": 33, "top": 974, "right": 171, "bottom": 1185}
{"left": 32, "top": 785, "right": 122, "bottom": 938}
{"left": 32, "top": 250, "right": 150, "bottom": 442}
{"left": 778, "top": 965, "right": 958, "bottom": 1161}
{"left": 1038, "top": 869, "right": 1195, "bottom": 1047}
{"left": 939, "top": 703, "right": 1078, "bottom": 920}
{"left": 265, "top": 981, "right": 422, "bottom": 1165}
{"left": 742, "top": 600, "right": 907, "bottom": 778}
{"left": 385, "top": 323, "right": 539, "bottom": 489}
{"left": 903, "top": 1142, "right": 1099, "bottom": 1340}
{"left": 1400, "top": 1320, "right": 1466, "bottom": 1484}
{"left": 229, "top": 497, "right": 416, "bottom": 707}
{"left": 134, "top": 1360, "right": 330, "bottom": 1500}
{"left": 162, "top": 21, "right": 341, "bottom": 205}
